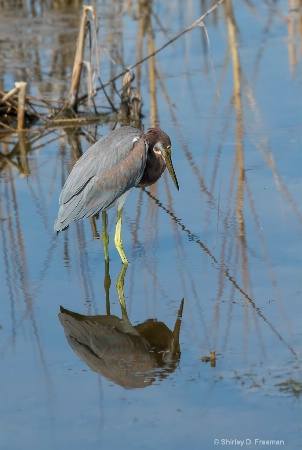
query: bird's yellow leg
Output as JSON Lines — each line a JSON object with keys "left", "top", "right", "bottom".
{"left": 114, "top": 208, "right": 128, "bottom": 265}
{"left": 101, "top": 211, "right": 110, "bottom": 262}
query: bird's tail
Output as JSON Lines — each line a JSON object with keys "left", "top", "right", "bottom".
{"left": 54, "top": 215, "right": 69, "bottom": 233}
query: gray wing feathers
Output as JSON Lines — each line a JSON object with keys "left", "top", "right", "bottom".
{"left": 54, "top": 127, "right": 146, "bottom": 231}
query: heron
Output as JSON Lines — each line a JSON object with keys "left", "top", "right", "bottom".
{"left": 54, "top": 126, "right": 179, "bottom": 264}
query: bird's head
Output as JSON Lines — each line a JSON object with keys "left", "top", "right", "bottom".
{"left": 147, "top": 128, "right": 179, "bottom": 191}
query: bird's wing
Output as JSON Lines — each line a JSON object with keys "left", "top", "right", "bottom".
{"left": 56, "top": 127, "right": 147, "bottom": 228}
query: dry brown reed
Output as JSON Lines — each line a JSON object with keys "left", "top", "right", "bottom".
{"left": 0, "top": 0, "right": 226, "bottom": 134}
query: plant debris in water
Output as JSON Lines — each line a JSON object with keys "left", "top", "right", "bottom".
{"left": 275, "top": 379, "right": 302, "bottom": 398}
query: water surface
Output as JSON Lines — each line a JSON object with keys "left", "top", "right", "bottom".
{"left": 0, "top": 1, "right": 301, "bottom": 449}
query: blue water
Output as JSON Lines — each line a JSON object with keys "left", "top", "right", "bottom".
{"left": 0, "top": 1, "right": 301, "bottom": 449}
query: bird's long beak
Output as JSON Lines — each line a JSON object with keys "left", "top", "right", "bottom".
{"left": 165, "top": 147, "right": 179, "bottom": 191}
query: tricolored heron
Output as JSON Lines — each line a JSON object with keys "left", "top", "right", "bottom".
{"left": 54, "top": 126, "right": 179, "bottom": 264}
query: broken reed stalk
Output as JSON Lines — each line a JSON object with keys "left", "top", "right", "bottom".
{"left": 68, "top": 6, "right": 90, "bottom": 111}
{"left": 15, "top": 82, "right": 27, "bottom": 130}
{"left": 1, "top": 86, "right": 19, "bottom": 104}
{"left": 18, "top": 131, "right": 30, "bottom": 177}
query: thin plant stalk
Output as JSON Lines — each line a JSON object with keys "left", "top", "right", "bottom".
{"left": 15, "top": 82, "right": 27, "bottom": 130}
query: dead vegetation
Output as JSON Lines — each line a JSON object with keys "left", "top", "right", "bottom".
{"left": 0, "top": 1, "right": 225, "bottom": 133}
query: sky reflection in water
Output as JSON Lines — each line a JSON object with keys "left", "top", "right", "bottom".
{"left": 0, "top": 1, "right": 301, "bottom": 449}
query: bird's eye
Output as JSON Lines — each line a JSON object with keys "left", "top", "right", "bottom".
{"left": 166, "top": 145, "right": 171, "bottom": 150}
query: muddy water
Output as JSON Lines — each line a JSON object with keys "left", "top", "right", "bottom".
{"left": 0, "top": 1, "right": 301, "bottom": 449}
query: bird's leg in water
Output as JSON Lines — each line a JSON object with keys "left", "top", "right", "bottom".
{"left": 114, "top": 208, "right": 128, "bottom": 265}
{"left": 104, "top": 256, "right": 111, "bottom": 314}
{"left": 101, "top": 211, "right": 110, "bottom": 261}
{"left": 102, "top": 212, "right": 111, "bottom": 310}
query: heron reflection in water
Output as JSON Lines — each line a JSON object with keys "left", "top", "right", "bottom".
{"left": 54, "top": 126, "right": 179, "bottom": 264}
{"left": 59, "top": 296, "right": 184, "bottom": 389}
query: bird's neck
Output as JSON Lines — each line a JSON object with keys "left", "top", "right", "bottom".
{"left": 137, "top": 145, "right": 166, "bottom": 188}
